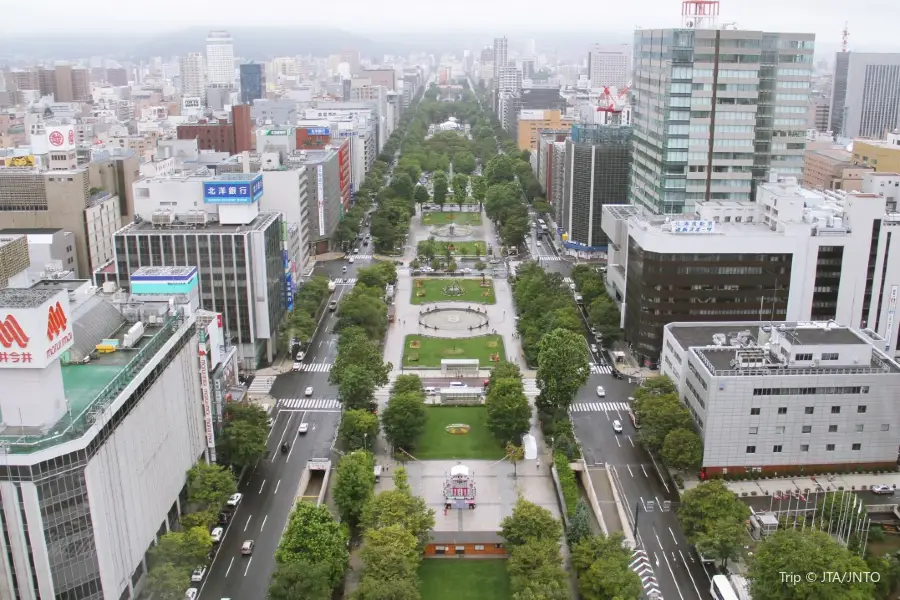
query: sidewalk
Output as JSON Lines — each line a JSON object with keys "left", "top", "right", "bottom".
{"left": 684, "top": 472, "right": 900, "bottom": 496}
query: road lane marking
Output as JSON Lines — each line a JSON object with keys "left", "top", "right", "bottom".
{"left": 641, "top": 497, "right": 647, "bottom": 512}
{"left": 649, "top": 452, "right": 671, "bottom": 493}
{"left": 642, "top": 465, "right": 649, "bottom": 478}
{"left": 244, "top": 515, "right": 252, "bottom": 531}
{"left": 273, "top": 413, "right": 295, "bottom": 461}
{"left": 224, "top": 557, "right": 234, "bottom": 577}
{"left": 662, "top": 547, "right": 687, "bottom": 600}
{"left": 244, "top": 557, "right": 253, "bottom": 577}
{"left": 615, "top": 436, "right": 621, "bottom": 448}
{"left": 274, "top": 479, "right": 281, "bottom": 494}
{"left": 669, "top": 527, "right": 678, "bottom": 544}
{"left": 655, "top": 497, "right": 663, "bottom": 513}
{"left": 287, "top": 439, "right": 297, "bottom": 461}
{"left": 628, "top": 436, "right": 635, "bottom": 447}
{"left": 680, "top": 549, "right": 705, "bottom": 598}
{"left": 653, "top": 526, "right": 664, "bottom": 550}
{"left": 259, "top": 480, "right": 266, "bottom": 494}
{"left": 627, "top": 465, "right": 634, "bottom": 477}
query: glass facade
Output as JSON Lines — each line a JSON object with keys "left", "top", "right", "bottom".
{"left": 239, "top": 64, "right": 265, "bottom": 105}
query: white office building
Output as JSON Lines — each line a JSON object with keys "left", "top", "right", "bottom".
{"left": 829, "top": 52, "right": 900, "bottom": 139}
{"left": 661, "top": 320, "right": 900, "bottom": 476}
{"left": 588, "top": 44, "right": 629, "bottom": 89}
{"left": 0, "top": 281, "right": 228, "bottom": 599}
{"left": 205, "top": 30, "right": 235, "bottom": 86}
{"left": 179, "top": 52, "right": 206, "bottom": 100}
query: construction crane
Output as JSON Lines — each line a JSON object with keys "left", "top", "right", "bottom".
{"left": 841, "top": 22, "right": 849, "bottom": 53}
{"left": 596, "top": 86, "right": 627, "bottom": 113}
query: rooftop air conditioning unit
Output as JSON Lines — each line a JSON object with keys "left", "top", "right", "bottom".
{"left": 152, "top": 210, "right": 175, "bottom": 225}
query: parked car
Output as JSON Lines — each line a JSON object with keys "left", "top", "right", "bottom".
{"left": 226, "top": 493, "right": 243, "bottom": 507}
{"left": 612, "top": 420, "right": 623, "bottom": 434}
{"left": 871, "top": 484, "right": 895, "bottom": 495}
{"left": 596, "top": 386, "right": 606, "bottom": 397}
{"left": 590, "top": 344, "right": 598, "bottom": 354}
{"left": 185, "top": 588, "right": 198, "bottom": 600}
{"left": 217, "top": 512, "right": 230, "bottom": 526}
{"left": 210, "top": 527, "right": 223, "bottom": 543}
{"left": 191, "top": 567, "right": 206, "bottom": 583}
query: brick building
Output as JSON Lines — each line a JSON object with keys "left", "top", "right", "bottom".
{"left": 176, "top": 104, "right": 252, "bottom": 154}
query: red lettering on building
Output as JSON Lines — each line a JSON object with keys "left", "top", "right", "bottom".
{"left": 0, "top": 315, "right": 29, "bottom": 349}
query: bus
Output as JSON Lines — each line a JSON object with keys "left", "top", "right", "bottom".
{"left": 710, "top": 575, "right": 741, "bottom": 600}
{"left": 536, "top": 228, "right": 543, "bottom": 241}
{"left": 540, "top": 224, "right": 549, "bottom": 238}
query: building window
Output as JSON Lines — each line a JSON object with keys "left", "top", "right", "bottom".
{"left": 831, "top": 406, "right": 841, "bottom": 414}
{"left": 777, "top": 407, "right": 787, "bottom": 415}
{"left": 474, "top": 545, "right": 485, "bottom": 551}
{"left": 802, "top": 425, "right": 812, "bottom": 433}
{"left": 852, "top": 443, "right": 861, "bottom": 451}
{"left": 775, "top": 426, "right": 785, "bottom": 434}
{"left": 773, "top": 445, "right": 783, "bottom": 453}
{"left": 828, "top": 425, "right": 839, "bottom": 433}
{"left": 800, "top": 444, "right": 809, "bottom": 452}
{"left": 858, "top": 405, "right": 867, "bottom": 413}
{"left": 805, "top": 407, "right": 814, "bottom": 414}
{"left": 795, "top": 353, "right": 813, "bottom": 361}
{"left": 749, "top": 427, "right": 758, "bottom": 435}
{"left": 746, "top": 446, "right": 756, "bottom": 454}
{"left": 826, "top": 444, "right": 836, "bottom": 451}
{"left": 855, "top": 424, "right": 864, "bottom": 433}
{"left": 821, "top": 353, "right": 839, "bottom": 360}
{"left": 882, "top": 424, "right": 890, "bottom": 432}
{"left": 750, "top": 408, "right": 761, "bottom": 415}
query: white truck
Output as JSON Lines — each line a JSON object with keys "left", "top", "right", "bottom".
{"left": 328, "top": 280, "right": 336, "bottom": 292}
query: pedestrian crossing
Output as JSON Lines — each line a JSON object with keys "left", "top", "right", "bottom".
{"left": 294, "top": 362, "right": 332, "bottom": 372}
{"left": 332, "top": 277, "right": 357, "bottom": 285}
{"left": 277, "top": 398, "right": 341, "bottom": 410}
{"left": 570, "top": 401, "right": 629, "bottom": 413}
{"left": 533, "top": 255, "right": 566, "bottom": 262}
{"left": 630, "top": 549, "right": 663, "bottom": 599}
{"left": 247, "top": 376, "right": 276, "bottom": 396}
{"left": 350, "top": 253, "right": 374, "bottom": 260}
{"left": 563, "top": 277, "right": 574, "bottom": 284}
{"left": 591, "top": 363, "right": 613, "bottom": 374}
{"left": 522, "top": 378, "right": 539, "bottom": 396}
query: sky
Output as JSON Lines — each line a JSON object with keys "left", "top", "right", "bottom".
{"left": 0, "top": 0, "right": 896, "bottom": 50}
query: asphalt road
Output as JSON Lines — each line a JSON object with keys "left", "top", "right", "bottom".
{"left": 197, "top": 250, "right": 374, "bottom": 599}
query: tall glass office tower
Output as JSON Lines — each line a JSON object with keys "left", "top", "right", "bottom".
{"left": 629, "top": 26, "right": 815, "bottom": 215}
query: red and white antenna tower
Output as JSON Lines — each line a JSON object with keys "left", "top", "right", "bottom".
{"left": 681, "top": 0, "right": 720, "bottom": 29}
{"left": 841, "top": 22, "right": 849, "bottom": 53}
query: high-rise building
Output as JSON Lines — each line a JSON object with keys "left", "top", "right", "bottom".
{"left": 206, "top": 30, "right": 235, "bottom": 86}
{"left": 239, "top": 63, "right": 266, "bottom": 104}
{"left": 828, "top": 52, "right": 900, "bottom": 139}
{"left": 561, "top": 124, "right": 633, "bottom": 255}
{"left": 806, "top": 93, "right": 831, "bottom": 132}
{"left": 630, "top": 25, "right": 815, "bottom": 215}
{"left": 492, "top": 36, "right": 509, "bottom": 112}
{"left": 179, "top": 52, "right": 206, "bottom": 99}
{"left": 588, "top": 44, "right": 629, "bottom": 89}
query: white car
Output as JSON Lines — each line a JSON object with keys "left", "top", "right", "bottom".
{"left": 210, "top": 527, "right": 223, "bottom": 543}
{"left": 590, "top": 344, "right": 598, "bottom": 354}
{"left": 266, "top": 417, "right": 274, "bottom": 428}
{"left": 298, "top": 423, "right": 309, "bottom": 435}
{"left": 354, "top": 248, "right": 360, "bottom": 254}
{"left": 226, "top": 493, "right": 243, "bottom": 507}
{"left": 612, "top": 420, "right": 623, "bottom": 434}
{"left": 349, "top": 257, "right": 355, "bottom": 263}
{"left": 185, "top": 589, "right": 198, "bottom": 600}
{"left": 596, "top": 386, "right": 606, "bottom": 397}
{"left": 305, "top": 386, "right": 314, "bottom": 396}
{"left": 871, "top": 484, "right": 894, "bottom": 495}
{"left": 191, "top": 567, "right": 206, "bottom": 583}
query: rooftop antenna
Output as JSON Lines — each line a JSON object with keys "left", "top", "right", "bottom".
{"left": 681, "top": 0, "right": 720, "bottom": 28}
{"left": 841, "top": 22, "right": 849, "bottom": 53}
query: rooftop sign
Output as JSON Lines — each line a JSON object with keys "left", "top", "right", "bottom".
{"left": 204, "top": 173, "right": 263, "bottom": 204}
{"left": 670, "top": 220, "right": 715, "bottom": 234}
{"left": 0, "top": 291, "right": 74, "bottom": 369}
{"left": 307, "top": 127, "right": 330, "bottom": 136}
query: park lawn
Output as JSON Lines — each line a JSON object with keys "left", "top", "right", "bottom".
{"left": 416, "top": 406, "right": 506, "bottom": 460}
{"left": 418, "top": 558, "right": 510, "bottom": 599}
{"left": 422, "top": 211, "right": 483, "bottom": 226}
{"left": 410, "top": 278, "right": 496, "bottom": 305}
{"left": 403, "top": 334, "right": 505, "bottom": 368}
{"left": 417, "top": 240, "right": 487, "bottom": 256}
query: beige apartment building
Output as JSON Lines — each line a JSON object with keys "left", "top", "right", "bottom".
{"left": 803, "top": 148, "right": 873, "bottom": 191}
{"left": 852, "top": 131, "right": 900, "bottom": 174}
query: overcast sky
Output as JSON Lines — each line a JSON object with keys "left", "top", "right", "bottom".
{"left": 0, "top": 0, "right": 895, "bottom": 49}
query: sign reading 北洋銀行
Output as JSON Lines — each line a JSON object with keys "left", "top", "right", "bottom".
{"left": 204, "top": 174, "right": 264, "bottom": 204}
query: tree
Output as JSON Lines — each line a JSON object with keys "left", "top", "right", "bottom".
{"left": 748, "top": 529, "right": 874, "bottom": 600}
{"left": 355, "top": 576, "right": 421, "bottom": 600}
{"left": 695, "top": 518, "right": 747, "bottom": 568}
{"left": 390, "top": 374, "right": 424, "bottom": 397}
{"left": 453, "top": 151, "right": 476, "bottom": 174}
{"left": 186, "top": 462, "right": 237, "bottom": 510}
{"left": 413, "top": 184, "right": 430, "bottom": 208}
{"left": 433, "top": 171, "right": 449, "bottom": 207}
{"left": 490, "top": 361, "right": 522, "bottom": 384}
{"left": 484, "top": 154, "right": 517, "bottom": 185}
{"left": 661, "top": 427, "right": 703, "bottom": 472}
{"left": 336, "top": 286, "right": 388, "bottom": 341}
{"left": 430, "top": 258, "right": 442, "bottom": 272}
{"left": 508, "top": 539, "right": 569, "bottom": 600}
{"left": 218, "top": 419, "right": 267, "bottom": 471}
{"left": 485, "top": 377, "right": 532, "bottom": 444}
{"left": 268, "top": 560, "right": 332, "bottom": 600}
{"left": 330, "top": 328, "right": 391, "bottom": 390}
{"left": 474, "top": 260, "right": 486, "bottom": 272}
{"left": 381, "top": 391, "right": 427, "bottom": 451}
{"left": 275, "top": 502, "right": 349, "bottom": 588}
{"left": 361, "top": 524, "right": 420, "bottom": 581}
{"left": 567, "top": 499, "right": 593, "bottom": 546}
{"left": 678, "top": 480, "right": 750, "bottom": 545}
{"left": 633, "top": 393, "right": 692, "bottom": 452}
{"left": 362, "top": 467, "right": 435, "bottom": 552}
{"left": 390, "top": 172, "right": 414, "bottom": 200}
{"left": 452, "top": 173, "right": 469, "bottom": 207}
{"left": 571, "top": 533, "right": 642, "bottom": 600}
{"left": 146, "top": 563, "right": 192, "bottom": 600}
{"left": 533, "top": 200, "right": 552, "bottom": 215}
{"left": 334, "top": 451, "right": 375, "bottom": 532}
{"left": 338, "top": 364, "right": 381, "bottom": 410}
{"left": 500, "top": 497, "right": 563, "bottom": 549}
{"left": 535, "top": 328, "right": 590, "bottom": 421}
{"left": 338, "top": 409, "right": 380, "bottom": 451}
{"left": 588, "top": 295, "right": 621, "bottom": 342}
{"left": 471, "top": 175, "right": 487, "bottom": 205}
{"left": 150, "top": 528, "right": 213, "bottom": 569}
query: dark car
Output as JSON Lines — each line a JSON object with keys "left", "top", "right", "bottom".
{"left": 610, "top": 370, "right": 624, "bottom": 380}
{"left": 217, "top": 512, "right": 230, "bottom": 526}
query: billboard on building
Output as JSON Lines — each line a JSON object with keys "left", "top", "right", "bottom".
{"left": 670, "top": 220, "right": 715, "bottom": 234}
{"left": 198, "top": 344, "right": 217, "bottom": 463}
{"left": 204, "top": 173, "right": 264, "bottom": 204}
{"left": 0, "top": 292, "right": 74, "bottom": 369}
{"left": 316, "top": 165, "right": 326, "bottom": 236}
{"left": 46, "top": 126, "right": 76, "bottom": 151}
{"left": 307, "top": 127, "right": 330, "bottom": 136}
{"left": 1, "top": 155, "right": 35, "bottom": 168}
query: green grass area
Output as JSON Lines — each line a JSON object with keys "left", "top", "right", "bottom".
{"left": 418, "top": 559, "right": 510, "bottom": 599}
{"left": 410, "top": 278, "right": 496, "bottom": 305}
{"left": 403, "top": 334, "right": 505, "bottom": 368}
{"left": 422, "top": 211, "right": 483, "bottom": 226}
{"left": 415, "top": 406, "right": 506, "bottom": 460}
{"left": 417, "top": 240, "right": 487, "bottom": 256}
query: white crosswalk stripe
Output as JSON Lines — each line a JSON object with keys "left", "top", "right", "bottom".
{"left": 562, "top": 277, "right": 574, "bottom": 284}
{"left": 591, "top": 363, "right": 613, "bottom": 374}
{"left": 296, "top": 362, "right": 332, "bottom": 372}
{"left": 332, "top": 277, "right": 357, "bottom": 285}
{"left": 277, "top": 398, "right": 342, "bottom": 410}
{"left": 523, "top": 378, "right": 539, "bottom": 396}
{"left": 569, "top": 401, "right": 629, "bottom": 413}
{"left": 534, "top": 255, "right": 565, "bottom": 262}
{"left": 630, "top": 549, "right": 662, "bottom": 599}
{"left": 247, "top": 376, "right": 276, "bottom": 396}
{"left": 351, "top": 253, "right": 374, "bottom": 260}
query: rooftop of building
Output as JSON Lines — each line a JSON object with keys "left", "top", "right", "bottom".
{"left": 132, "top": 266, "right": 198, "bottom": 278}
{"left": 808, "top": 148, "right": 854, "bottom": 163}
{"left": 854, "top": 135, "right": 900, "bottom": 150}
{"left": 666, "top": 321, "right": 900, "bottom": 377}
{"left": 0, "top": 280, "right": 192, "bottom": 455}
{"left": 0, "top": 227, "right": 62, "bottom": 236}
{"left": 120, "top": 210, "right": 280, "bottom": 234}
